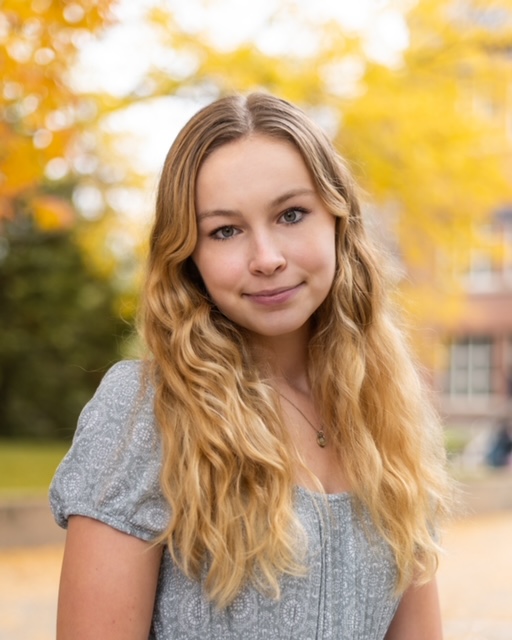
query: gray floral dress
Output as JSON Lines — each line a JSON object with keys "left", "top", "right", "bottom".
{"left": 50, "top": 360, "right": 400, "bottom": 639}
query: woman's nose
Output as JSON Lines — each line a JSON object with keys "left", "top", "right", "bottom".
{"left": 248, "top": 234, "right": 286, "bottom": 276}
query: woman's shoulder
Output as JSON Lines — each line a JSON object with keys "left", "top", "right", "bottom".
{"left": 56, "top": 359, "right": 159, "bottom": 468}
{"left": 79, "top": 359, "right": 155, "bottom": 429}
{"left": 94, "top": 359, "right": 148, "bottom": 397}
{"left": 49, "top": 359, "right": 168, "bottom": 539}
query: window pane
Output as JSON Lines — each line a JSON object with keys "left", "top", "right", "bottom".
{"left": 452, "top": 342, "right": 469, "bottom": 368}
{"left": 472, "top": 341, "right": 491, "bottom": 367}
{"left": 446, "top": 336, "right": 493, "bottom": 398}
{"left": 470, "top": 369, "right": 491, "bottom": 394}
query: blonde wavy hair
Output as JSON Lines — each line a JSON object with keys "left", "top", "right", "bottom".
{"left": 140, "top": 92, "right": 452, "bottom": 608}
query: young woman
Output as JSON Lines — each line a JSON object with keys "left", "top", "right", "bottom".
{"left": 50, "top": 92, "right": 452, "bottom": 639}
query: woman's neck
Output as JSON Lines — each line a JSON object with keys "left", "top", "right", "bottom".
{"left": 248, "top": 327, "right": 311, "bottom": 392}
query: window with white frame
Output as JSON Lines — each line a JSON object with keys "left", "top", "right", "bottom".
{"left": 466, "top": 250, "right": 496, "bottom": 290}
{"left": 447, "top": 336, "right": 493, "bottom": 398}
{"left": 463, "top": 223, "right": 502, "bottom": 292}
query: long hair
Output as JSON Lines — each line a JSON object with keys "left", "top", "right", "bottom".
{"left": 140, "top": 92, "right": 452, "bottom": 607}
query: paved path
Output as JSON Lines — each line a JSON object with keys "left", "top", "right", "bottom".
{"left": 438, "top": 511, "right": 512, "bottom": 640}
{"left": 0, "top": 544, "right": 62, "bottom": 640}
{"left": 0, "top": 512, "right": 511, "bottom": 639}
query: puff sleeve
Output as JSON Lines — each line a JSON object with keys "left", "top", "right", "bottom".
{"left": 49, "top": 360, "right": 170, "bottom": 541}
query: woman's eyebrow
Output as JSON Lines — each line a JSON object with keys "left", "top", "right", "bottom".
{"left": 197, "top": 188, "right": 316, "bottom": 221}
{"left": 196, "top": 208, "right": 240, "bottom": 222}
{"left": 270, "top": 188, "right": 316, "bottom": 208}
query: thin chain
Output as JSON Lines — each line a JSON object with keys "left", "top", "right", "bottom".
{"left": 278, "top": 392, "right": 327, "bottom": 448}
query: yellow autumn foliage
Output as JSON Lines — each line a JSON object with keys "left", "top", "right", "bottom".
{"left": 31, "top": 194, "right": 75, "bottom": 231}
{"left": 0, "top": 0, "right": 117, "bottom": 226}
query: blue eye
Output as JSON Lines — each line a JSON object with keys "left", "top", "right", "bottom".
{"left": 281, "top": 207, "right": 307, "bottom": 224}
{"left": 212, "top": 225, "right": 237, "bottom": 240}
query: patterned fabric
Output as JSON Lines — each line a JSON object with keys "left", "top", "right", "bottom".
{"left": 49, "top": 360, "right": 400, "bottom": 639}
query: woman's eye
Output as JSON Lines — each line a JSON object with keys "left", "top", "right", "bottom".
{"left": 212, "top": 225, "right": 237, "bottom": 240}
{"left": 281, "top": 208, "right": 306, "bottom": 224}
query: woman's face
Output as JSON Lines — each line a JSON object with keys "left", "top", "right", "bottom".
{"left": 192, "top": 134, "right": 336, "bottom": 342}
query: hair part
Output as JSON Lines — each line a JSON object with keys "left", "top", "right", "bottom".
{"left": 140, "top": 92, "right": 453, "bottom": 606}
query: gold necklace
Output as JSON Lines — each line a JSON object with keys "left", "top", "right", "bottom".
{"left": 278, "top": 392, "right": 327, "bottom": 448}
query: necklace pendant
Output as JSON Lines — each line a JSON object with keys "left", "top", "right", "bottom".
{"left": 316, "top": 431, "right": 327, "bottom": 448}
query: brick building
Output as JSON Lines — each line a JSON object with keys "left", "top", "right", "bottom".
{"left": 437, "top": 205, "right": 512, "bottom": 428}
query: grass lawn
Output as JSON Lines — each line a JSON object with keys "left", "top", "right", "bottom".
{"left": 0, "top": 440, "right": 70, "bottom": 495}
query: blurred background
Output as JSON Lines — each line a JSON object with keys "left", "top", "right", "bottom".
{"left": 1, "top": 0, "right": 512, "bottom": 638}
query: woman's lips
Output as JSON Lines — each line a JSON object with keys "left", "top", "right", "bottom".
{"left": 243, "top": 284, "right": 303, "bottom": 306}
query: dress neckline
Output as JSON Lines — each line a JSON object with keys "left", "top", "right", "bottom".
{"left": 295, "top": 485, "right": 352, "bottom": 500}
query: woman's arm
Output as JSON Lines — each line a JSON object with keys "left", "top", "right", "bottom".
{"left": 57, "top": 515, "right": 163, "bottom": 640}
{"left": 384, "top": 578, "right": 443, "bottom": 640}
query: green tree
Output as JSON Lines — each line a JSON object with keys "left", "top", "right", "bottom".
{"left": 0, "top": 1, "right": 138, "bottom": 440}
{"left": 0, "top": 215, "right": 128, "bottom": 440}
